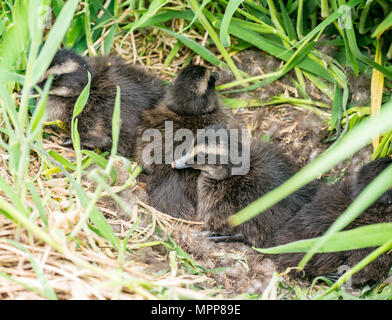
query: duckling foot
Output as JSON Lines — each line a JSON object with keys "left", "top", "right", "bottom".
{"left": 200, "top": 231, "right": 248, "bottom": 243}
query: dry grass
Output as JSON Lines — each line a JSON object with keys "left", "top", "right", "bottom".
{"left": 0, "top": 135, "right": 217, "bottom": 299}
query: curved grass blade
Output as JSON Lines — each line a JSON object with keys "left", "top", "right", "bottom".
{"left": 111, "top": 86, "right": 121, "bottom": 157}
{"left": 157, "top": 26, "right": 226, "bottom": 67}
{"left": 188, "top": 0, "right": 243, "bottom": 80}
{"left": 316, "top": 239, "right": 392, "bottom": 299}
{"left": 27, "top": 75, "right": 53, "bottom": 140}
{"left": 181, "top": 0, "right": 211, "bottom": 33}
{"left": 371, "top": 10, "right": 392, "bottom": 38}
{"left": 48, "top": 150, "right": 76, "bottom": 171}
{"left": 220, "top": 0, "right": 243, "bottom": 47}
{"left": 343, "top": 10, "right": 392, "bottom": 79}
{"left": 130, "top": 0, "right": 169, "bottom": 32}
{"left": 370, "top": 37, "right": 384, "bottom": 150}
{"left": 0, "top": 197, "right": 63, "bottom": 252}
{"left": 27, "top": 181, "right": 48, "bottom": 226}
{"left": 123, "top": 10, "right": 195, "bottom": 30}
{"left": 72, "top": 72, "right": 91, "bottom": 183}
{"left": 34, "top": 144, "right": 121, "bottom": 250}
{"left": 254, "top": 223, "right": 392, "bottom": 254}
{"left": 212, "top": 17, "right": 335, "bottom": 83}
{"left": 82, "top": 150, "right": 117, "bottom": 185}
{"left": 32, "top": 0, "right": 79, "bottom": 84}
{"left": 7, "top": 239, "right": 57, "bottom": 300}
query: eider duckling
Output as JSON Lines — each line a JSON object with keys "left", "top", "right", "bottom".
{"left": 270, "top": 157, "right": 392, "bottom": 286}
{"left": 171, "top": 123, "right": 319, "bottom": 246}
{"left": 38, "top": 49, "right": 165, "bottom": 158}
{"left": 134, "top": 65, "right": 245, "bottom": 219}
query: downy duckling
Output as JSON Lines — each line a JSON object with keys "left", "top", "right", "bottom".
{"left": 134, "top": 65, "right": 245, "bottom": 219}
{"left": 171, "top": 124, "right": 319, "bottom": 246}
{"left": 38, "top": 49, "right": 165, "bottom": 158}
{"left": 270, "top": 157, "right": 392, "bottom": 286}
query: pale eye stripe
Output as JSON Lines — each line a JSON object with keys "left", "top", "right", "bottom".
{"left": 195, "top": 70, "right": 210, "bottom": 95}
{"left": 206, "top": 144, "right": 227, "bottom": 157}
{"left": 194, "top": 144, "right": 227, "bottom": 157}
{"left": 39, "top": 60, "right": 80, "bottom": 83}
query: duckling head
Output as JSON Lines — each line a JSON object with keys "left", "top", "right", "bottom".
{"left": 36, "top": 49, "right": 92, "bottom": 123}
{"left": 38, "top": 49, "right": 91, "bottom": 98}
{"left": 165, "top": 65, "right": 220, "bottom": 116}
{"left": 172, "top": 124, "right": 242, "bottom": 180}
{"left": 353, "top": 157, "right": 392, "bottom": 206}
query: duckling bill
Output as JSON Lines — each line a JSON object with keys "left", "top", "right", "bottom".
{"left": 38, "top": 49, "right": 165, "bottom": 158}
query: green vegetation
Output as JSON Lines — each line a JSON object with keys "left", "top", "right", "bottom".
{"left": 0, "top": 0, "right": 391, "bottom": 299}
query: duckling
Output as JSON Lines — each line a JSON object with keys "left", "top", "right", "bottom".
{"left": 134, "top": 65, "right": 245, "bottom": 219}
{"left": 270, "top": 157, "right": 392, "bottom": 286}
{"left": 171, "top": 123, "right": 319, "bottom": 246}
{"left": 38, "top": 49, "right": 165, "bottom": 158}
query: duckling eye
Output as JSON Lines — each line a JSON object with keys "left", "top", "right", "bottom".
{"left": 210, "top": 72, "right": 219, "bottom": 82}
{"left": 53, "top": 74, "right": 60, "bottom": 80}
{"left": 197, "top": 151, "right": 206, "bottom": 158}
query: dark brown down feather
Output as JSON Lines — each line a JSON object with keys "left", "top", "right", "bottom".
{"left": 39, "top": 49, "right": 165, "bottom": 158}
{"left": 134, "top": 65, "right": 245, "bottom": 219}
{"left": 270, "top": 157, "right": 392, "bottom": 286}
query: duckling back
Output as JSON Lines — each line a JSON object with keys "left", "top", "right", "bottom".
{"left": 269, "top": 158, "right": 392, "bottom": 286}
{"left": 195, "top": 138, "right": 319, "bottom": 247}
{"left": 82, "top": 55, "right": 165, "bottom": 157}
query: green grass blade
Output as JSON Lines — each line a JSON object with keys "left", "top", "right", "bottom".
{"left": 7, "top": 239, "right": 57, "bottom": 300}
{"left": 123, "top": 10, "right": 195, "bottom": 30}
{"left": 255, "top": 223, "right": 392, "bottom": 254}
{"left": 27, "top": 76, "right": 53, "bottom": 139}
{"left": 212, "top": 17, "right": 335, "bottom": 83}
{"left": 34, "top": 144, "right": 121, "bottom": 250}
{"left": 32, "top": 0, "right": 79, "bottom": 84}
{"left": 188, "top": 0, "right": 243, "bottom": 80}
{"left": 111, "top": 86, "right": 121, "bottom": 157}
{"left": 330, "top": 85, "right": 343, "bottom": 130}
{"left": 104, "top": 24, "right": 117, "bottom": 55}
{"left": 27, "top": 181, "right": 48, "bottom": 226}
{"left": 371, "top": 10, "right": 392, "bottom": 38}
{"left": 0, "top": 70, "right": 25, "bottom": 82}
{"left": 130, "top": 0, "right": 169, "bottom": 32}
{"left": 315, "top": 239, "right": 392, "bottom": 299}
{"left": 48, "top": 150, "right": 77, "bottom": 171}
{"left": 157, "top": 26, "right": 226, "bottom": 67}
{"left": 81, "top": 150, "right": 117, "bottom": 185}
{"left": 277, "top": 0, "right": 296, "bottom": 41}
{"left": 72, "top": 72, "right": 91, "bottom": 183}
{"left": 219, "top": 0, "right": 243, "bottom": 47}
